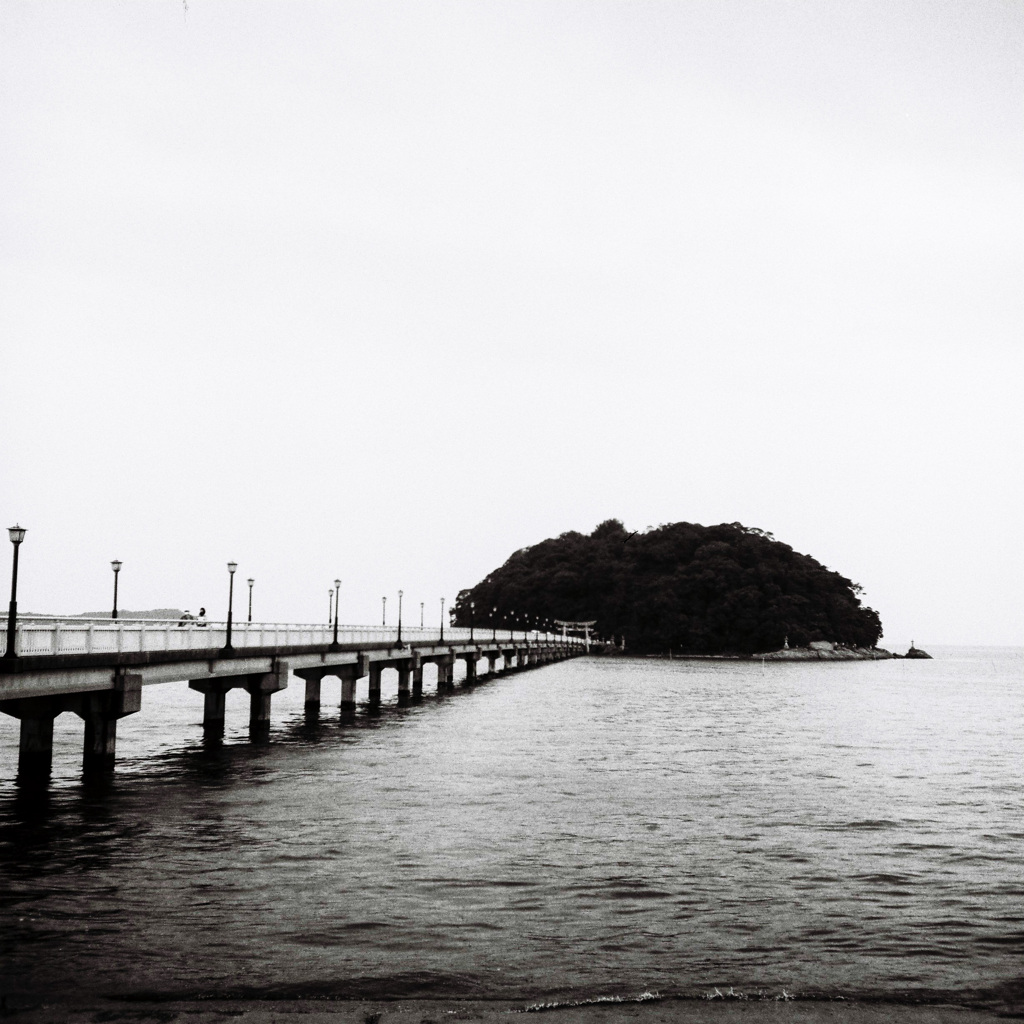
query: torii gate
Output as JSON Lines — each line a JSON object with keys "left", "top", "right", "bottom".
{"left": 554, "top": 620, "right": 596, "bottom": 653}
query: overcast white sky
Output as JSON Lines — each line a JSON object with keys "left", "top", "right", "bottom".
{"left": 1, "top": 1, "right": 1021, "bottom": 647}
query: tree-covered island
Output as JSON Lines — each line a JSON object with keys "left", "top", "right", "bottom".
{"left": 453, "top": 519, "right": 883, "bottom": 655}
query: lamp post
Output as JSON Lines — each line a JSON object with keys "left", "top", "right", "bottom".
{"left": 110, "top": 560, "right": 122, "bottom": 620}
{"left": 224, "top": 561, "right": 237, "bottom": 651}
{"left": 4, "top": 525, "right": 26, "bottom": 660}
{"left": 420, "top": 601, "right": 424, "bottom": 628}
{"left": 328, "top": 588, "right": 334, "bottom": 624}
{"left": 247, "top": 578, "right": 254, "bottom": 622}
{"left": 469, "top": 600, "right": 475, "bottom": 643}
{"left": 382, "top": 596, "right": 387, "bottom": 626}
{"left": 492, "top": 606, "right": 497, "bottom": 642}
{"left": 439, "top": 596, "right": 445, "bottom": 643}
{"left": 397, "top": 590, "right": 404, "bottom": 645}
{"left": 332, "top": 578, "right": 341, "bottom": 647}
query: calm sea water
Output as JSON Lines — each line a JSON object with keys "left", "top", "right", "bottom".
{"left": 0, "top": 648, "right": 1021, "bottom": 1004}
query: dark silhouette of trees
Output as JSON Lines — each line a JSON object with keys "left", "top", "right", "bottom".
{"left": 452, "top": 519, "right": 882, "bottom": 654}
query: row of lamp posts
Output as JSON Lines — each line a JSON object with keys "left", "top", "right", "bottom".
{"left": 4, "top": 525, "right": 564, "bottom": 660}
{"left": 376, "top": 592, "right": 449, "bottom": 645}
{"left": 459, "top": 600, "right": 554, "bottom": 644}
{"left": 373, "top": 593, "right": 550, "bottom": 646}
{"left": 2, "top": 529, "right": 259, "bottom": 659}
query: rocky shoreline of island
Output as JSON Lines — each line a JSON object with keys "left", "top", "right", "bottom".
{"left": 758, "top": 641, "right": 932, "bottom": 660}
{"left": 605, "top": 641, "right": 932, "bottom": 660}
{"left": 759, "top": 643, "right": 892, "bottom": 660}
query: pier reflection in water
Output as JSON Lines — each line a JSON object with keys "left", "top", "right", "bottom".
{"left": 0, "top": 649, "right": 1021, "bottom": 1005}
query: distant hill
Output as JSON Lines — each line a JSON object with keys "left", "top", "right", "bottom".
{"left": 75, "top": 608, "right": 185, "bottom": 620}
{"left": 452, "top": 519, "right": 883, "bottom": 655}
{"left": 22, "top": 608, "right": 185, "bottom": 621}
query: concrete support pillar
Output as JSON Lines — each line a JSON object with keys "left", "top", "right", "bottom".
{"left": 76, "top": 674, "right": 142, "bottom": 776}
{"left": 18, "top": 712, "right": 56, "bottom": 784}
{"left": 396, "top": 661, "right": 411, "bottom": 706}
{"left": 246, "top": 662, "right": 289, "bottom": 743}
{"left": 411, "top": 652, "right": 423, "bottom": 700}
{"left": 186, "top": 681, "right": 228, "bottom": 741}
{"left": 82, "top": 710, "right": 117, "bottom": 775}
{"left": 340, "top": 675, "right": 357, "bottom": 722}
{"left": 368, "top": 662, "right": 383, "bottom": 705}
{"left": 202, "top": 688, "right": 227, "bottom": 739}
{"left": 436, "top": 655, "right": 454, "bottom": 691}
{"left": 303, "top": 675, "right": 322, "bottom": 711}
{"left": 339, "top": 654, "right": 369, "bottom": 722}
{"left": 249, "top": 690, "right": 272, "bottom": 742}
{"left": 464, "top": 654, "right": 478, "bottom": 684}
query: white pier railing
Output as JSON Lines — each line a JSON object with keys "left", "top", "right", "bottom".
{"left": 0, "top": 617, "right": 568, "bottom": 659}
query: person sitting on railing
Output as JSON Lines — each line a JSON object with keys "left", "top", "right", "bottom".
{"left": 178, "top": 610, "right": 196, "bottom": 627}
{"left": 197, "top": 607, "right": 207, "bottom": 627}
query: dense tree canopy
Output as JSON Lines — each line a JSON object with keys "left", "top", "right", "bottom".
{"left": 453, "top": 519, "right": 882, "bottom": 654}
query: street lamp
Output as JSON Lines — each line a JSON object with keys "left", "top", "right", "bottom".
{"left": 4, "top": 525, "right": 26, "bottom": 660}
{"left": 332, "top": 578, "right": 341, "bottom": 647}
{"left": 328, "top": 587, "right": 334, "bottom": 624}
{"left": 397, "top": 590, "right": 404, "bottom": 645}
{"left": 439, "top": 596, "right": 445, "bottom": 642}
{"left": 110, "top": 560, "right": 122, "bottom": 620}
{"left": 224, "top": 561, "right": 238, "bottom": 651}
{"left": 469, "top": 600, "right": 475, "bottom": 643}
{"left": 247, "top": 578, "right": 254, "bottom": 622}
{"left": 420, "top": 601, "right": 424, "bottom": 628}
{"left": 492, "top": 606, "right": 497, "bottom": 642}
{"left": 382, "top": 595, "right": 387, "bottom": 626}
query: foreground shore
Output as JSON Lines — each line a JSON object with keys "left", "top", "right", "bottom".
{"left": 3, "top": 996, "right": 1018, "bottom": 1024}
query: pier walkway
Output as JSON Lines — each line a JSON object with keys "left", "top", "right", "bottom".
{"left": 0, "top": 618, "right": 583, "bottom": 784}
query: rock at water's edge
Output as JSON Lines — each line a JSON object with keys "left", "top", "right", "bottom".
{"left": 903, "top": 646, "right": 933, "bottom": 659}
{"left": 759, "top": 645, "right": 893, "bottom": 661}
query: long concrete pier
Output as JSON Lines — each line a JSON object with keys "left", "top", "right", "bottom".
{"left": 0, "top": 621, "right": 582, "bottom": 785}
